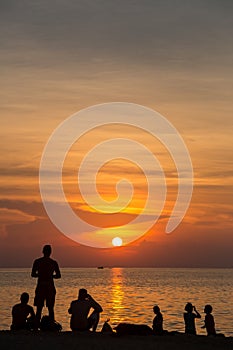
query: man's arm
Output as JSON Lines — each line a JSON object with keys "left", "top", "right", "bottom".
{"left": 12, "top": 305, "right": 16, "bottom": 317}
{"left": 29, "top": 306, "right": 36, "bottom": 319}
{"left": 68, "top": 302, "right": 73, "bottom": 314}
{"left": 53, "top": 261, "right": 61, "bottom": 279}
{"left": 31, "top": 260, "right": 38, "bottom": 278}
{"left": 193, "top": 306, "right": 201, "bottom": 318}
{"left": 88, "top": 295, "right": 103, "bottom": 313}
{"left": 201, "top": 316, "right": 206, "bottom": 329}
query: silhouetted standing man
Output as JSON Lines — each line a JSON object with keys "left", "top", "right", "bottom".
{"left": 31, "top": 245, "right": 61, "bottom": 328}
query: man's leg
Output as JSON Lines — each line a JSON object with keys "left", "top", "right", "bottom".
{"left": 88, "top": 311, "right": 100, "bottom": 332}
{"left": 34, "top": 287, "right": 45, "bottom": 329}
{"left": 48, "top": 306, "right": 54, "bottom": 321}
{"left": 47, "top": 290, "right": 55, "bottom": 322}
{"left": 35, "top": 305, "right": 43, "bottom": 329}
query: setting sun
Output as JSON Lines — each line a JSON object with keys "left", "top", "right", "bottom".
{"left": 112, "top": 237, "right": 123, "bottom": 247}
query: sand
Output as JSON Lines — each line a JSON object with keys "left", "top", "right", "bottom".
{"left": 0, "top": 331, "right": 233, "bottom": 350}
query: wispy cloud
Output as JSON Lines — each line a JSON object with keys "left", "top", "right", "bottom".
{"left": 0, "top": 207, "right": 36, "bottom": 238}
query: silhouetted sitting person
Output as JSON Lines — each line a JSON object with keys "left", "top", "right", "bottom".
{"left": 152, "top": 305, "right": 164, "bottom": 335}
{"left": 11, "top": 292, "right": 35, "bottom": 330}
{"left": 68, "top": 288, "right": 103, "bottom": 332}
{"left": 201, "top": 304, "right": 225, "bottom": 337}
{"left": 184, "top": 302, "right": 201, "bottom": 335}
{"left": 201, "top": 304, "right": 216, "bottom": 336}
{"left": 31, "top": 244, "right": 61, "bottom": 329}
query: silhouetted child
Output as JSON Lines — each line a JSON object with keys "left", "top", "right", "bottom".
{"left": 11, "top": 292, "right": 35, "bottom": 330}
{"left": 184, "top": 302, "right": 201, "bottom": 335}
{"left": 152, "top": 305, "right": 164, "bottom": 335}
{"left": 201, "top": 304, "right": 216, "bottom": 335}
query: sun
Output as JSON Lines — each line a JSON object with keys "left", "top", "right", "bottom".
{"left": 112, "top": 237, "right": 123, "bottom": 247}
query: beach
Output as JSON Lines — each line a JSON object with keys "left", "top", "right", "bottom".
{"left": 0, "top": 331, "right": 232, "bottom": 350}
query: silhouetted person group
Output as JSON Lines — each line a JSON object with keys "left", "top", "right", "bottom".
{"left": 10, "top": 245, "right": 224, "bottom": 336}
{"left": 152, "top": 302, "right": 220, "bottom": 336}
{"left": 11, "top": 245, "right": 103, "bottom": 332}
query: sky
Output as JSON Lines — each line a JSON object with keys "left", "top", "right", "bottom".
{"left": 0, "top": 0, "right": 233, "bottom": 267}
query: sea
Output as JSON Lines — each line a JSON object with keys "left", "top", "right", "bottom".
{"left": 0, "top": 268, "right": 232, "bottom": 336}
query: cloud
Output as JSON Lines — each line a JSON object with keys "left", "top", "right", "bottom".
{"left": 0, "top": 199, "right": 46, "bottom": 217}
{"left": 0, "top": 207, "right": 36, "bottom": 238}
{"left": 0, "top": 166, "right": 38, "bottom": 178}
{"left": 1, "top": 1, "right": 232, "bottom": 60}
{"left": 0, "top": 0, "right": 232, "bottom": 97}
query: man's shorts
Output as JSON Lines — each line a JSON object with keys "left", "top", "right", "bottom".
{"left": 34, "top": 284, "right": 56, "bottom": 308}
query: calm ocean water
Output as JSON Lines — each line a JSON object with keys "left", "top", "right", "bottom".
{"left": 0, "top": 268, "right": 232, "bottom": 336}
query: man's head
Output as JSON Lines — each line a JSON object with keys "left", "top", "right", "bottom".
{"left": 204, "top": 304, "right": 213, "bottom": 314}
{"left": 78, "top": 288, "right": 88, "bottom": 300}
{"left": 185, "top": 302, "right": 193, "bottom": 313}
{"left": 20, "top": 292, "right": 29, "bottom": 304}
{"left": 42, "top": 244, "right": 52, "bottom": 257}
{"left": 153, "top": 305, "right": 160, "bottom": 314}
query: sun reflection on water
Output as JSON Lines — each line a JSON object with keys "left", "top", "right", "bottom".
{"left": 111, "top": 268, "right": 125, "bottom": 325}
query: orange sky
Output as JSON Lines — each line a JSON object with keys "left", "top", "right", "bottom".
{"left": 0, "top": 1, "right": 232, "bottom": 266}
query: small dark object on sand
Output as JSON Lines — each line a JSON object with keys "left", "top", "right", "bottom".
{"left": 101, "top": 319, "right": 113, "bottom": 334}
{"left": 40, "top": 316, "right": 62, "bottom": 331}
{"left": 114, "top": 323, "right": 153, "bottom": 336}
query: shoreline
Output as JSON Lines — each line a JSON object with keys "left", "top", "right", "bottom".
{"left": 0, "top": 331, "right": 232, "bottom": 350}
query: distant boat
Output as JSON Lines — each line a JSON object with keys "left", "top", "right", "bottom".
{"left": 97, "top": 266, "right": 104, "bottom": 269}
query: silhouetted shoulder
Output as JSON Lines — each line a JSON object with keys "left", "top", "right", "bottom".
{"left": 47, "top": 257, "right": 60, "bottom": 267}
{"left": 51, "top": 258, "right": 59, "bottom": 265}
{"left": 70, "top": 300, "right": 77, "bottom": 307}
{"left": 32, "top": 257, "right": 40, "bottom": 266}
{"left": 12, "top": 303, "right": 21, "bottom": 313}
